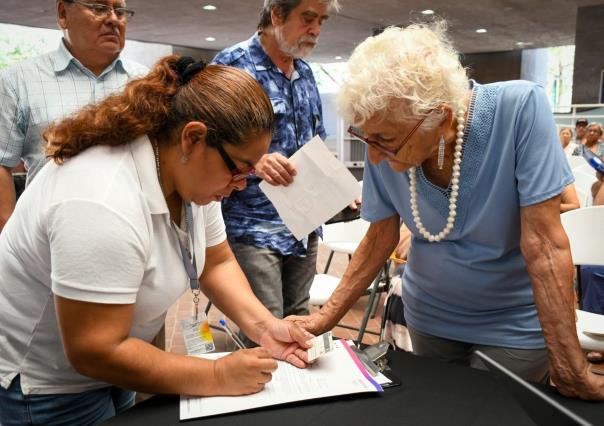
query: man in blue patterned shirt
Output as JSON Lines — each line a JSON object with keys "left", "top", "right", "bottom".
{"left": 213, "top": 0, "right": 340, "bottom": 344}
{"left": 0, "top": 0, "right": 147, "bottom": 231}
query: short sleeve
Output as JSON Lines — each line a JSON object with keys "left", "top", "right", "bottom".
{"left": 360, "top": 156, "right": 397, "bottom": 223}
{"left": 203, "top": 201, "right": 226, "bottom": 247}
{"left": 0, "top": 70, "right": 26, "bottom": 167}
{"left": 514, "top": 85, "right": 573, "bottom": 206}
{"left": 48, "top": 200, "right": 149, "bottom": 304}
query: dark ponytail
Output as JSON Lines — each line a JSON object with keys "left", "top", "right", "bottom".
{"left": 45, "top": 55, "right": 274, "bottom": 163}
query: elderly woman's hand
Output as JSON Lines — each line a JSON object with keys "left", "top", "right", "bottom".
{"left": 550, "top": 367, "right": 604, "bottom": 401}
{"left": 284, "top": 312, "right": 326, "bottom": 336}
{"left": 257, "top": 319, "right": 314, "bottom": 368}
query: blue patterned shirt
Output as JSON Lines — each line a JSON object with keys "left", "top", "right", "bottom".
{"left": 213, "top": 33, "right": 326, "bottom": 256}
{"left": 0, "top": 39, "right": 148, "bottom": 183}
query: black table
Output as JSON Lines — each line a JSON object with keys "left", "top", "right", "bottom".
{"left": 105, "top": 351, "right": 604, "bottom": 426}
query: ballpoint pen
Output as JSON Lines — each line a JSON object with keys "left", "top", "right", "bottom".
{"left": 219, "top": 318, "right": 247, "bottom": 350}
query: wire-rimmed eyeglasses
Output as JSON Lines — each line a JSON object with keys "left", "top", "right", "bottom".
{"left": 347, "top": 117, "right": 427, "bottom": 158}
{"left": 64, "top": 0, "right": 135, "bottom": 21}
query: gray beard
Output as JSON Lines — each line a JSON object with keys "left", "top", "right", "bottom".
{"left": 275, "top": 28, "right": 316, "bottom": 59}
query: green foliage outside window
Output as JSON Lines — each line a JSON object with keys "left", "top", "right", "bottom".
{"left": 0, "top": 24, "right": 61, "bottom": 70}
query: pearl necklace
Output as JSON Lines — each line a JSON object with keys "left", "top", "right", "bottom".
{"left": 409, "top": 109, "right": 466, "bottom": 242}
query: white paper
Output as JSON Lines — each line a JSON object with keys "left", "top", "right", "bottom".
{"left": 180, "top": 340, "right": 382, "bottom": 420}
{"left": 578, "top": 309, "right": 604, "bottom": 336}
{"left": 259, "top": 136, "right": 361, "bottom": 241}
{"left": 307, "top": 331, "right": 334, "bottom": 362}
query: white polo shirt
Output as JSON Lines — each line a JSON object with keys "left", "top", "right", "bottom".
{"left": 0, "top": 135, "right": 226, "bottom": 395}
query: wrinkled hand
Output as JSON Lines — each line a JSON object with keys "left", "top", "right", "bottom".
{"left": 213, "top": 347, "right": 278, "bottom": 395}
{"left": 284, "top": 312, "right": 326, "bottom": 336}
{"left": 258, "top": 319, "right": 313, "bottom": 368}
{"left": 348, "top": 197, "right": 362, "bottom": 210}
{"left": 255, "top": 153, "right": 297, "bottom": 186}
{"left": 550, "top": 364, "right": 604, "bottom": 401}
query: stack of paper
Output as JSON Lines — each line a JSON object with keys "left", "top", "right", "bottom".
{"left": 180, "top": 340, "right": 382, "bottom": 420}
{"left": 259, "top": 136, "right": 361, "bottom": 241}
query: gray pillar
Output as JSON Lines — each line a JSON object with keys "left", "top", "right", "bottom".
{"left": 572, "top": 4, "right": 604, "bottom": 104}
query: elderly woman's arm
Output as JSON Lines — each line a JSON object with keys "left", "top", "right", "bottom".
{"left": 287, "top": 214, "right": 401, "bottom": 335}
{"left": 520, "top": 195, "right": 604, "bottom": 400}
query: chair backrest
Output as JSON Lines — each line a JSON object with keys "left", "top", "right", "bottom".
{"left": 322, "top": 218, "right": 370, "bottom": 246}
{"left": 572, "top": 170, "right": 597, "bottom": 208}
{"left": 573, "top": 170, "right": 597, "bottom": 192}
{"left": 573, "top": 163, "right": 596, "bottom": 177}
{"left": 574, "top": 185, "right": 591, "bottom": 208}
{"left": 567, "top": 155, "right": 587, "bottom": 170}
{"left": 560, "top": 206, "right": 604, "bottom": 265}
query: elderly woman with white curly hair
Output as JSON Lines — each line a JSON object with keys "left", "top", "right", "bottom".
{"left": 288, "top": 23, "right": 604, "bottom": 400}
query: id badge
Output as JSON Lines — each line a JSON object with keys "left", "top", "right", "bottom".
{"left": 180, "top": 313, "right": 215, "bottom": 355}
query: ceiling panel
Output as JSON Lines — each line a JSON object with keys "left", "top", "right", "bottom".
{"left": 1, "top": 0, "right": 603, "bottom": 62}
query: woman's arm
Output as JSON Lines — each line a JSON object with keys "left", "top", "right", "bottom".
{"left": 55, "top": 296, "right": 277, "bottom": 396}
{"left": 559, "top": 184, "right": 580, "bottom": 213}
{"left": 200, "top": 241, "right": 310, "bottom": 367}
{"left": 287, "top": 214, "right": 401, "bottom": 335}
{"left": 520, "top": 196, "right": 604, "bottom": 400}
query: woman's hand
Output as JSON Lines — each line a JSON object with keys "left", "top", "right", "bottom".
{"left": 255, "top": 153, "right": 297, "bottom": 186}
{"left": 257, "top": 319, "right": 313, "bottom": 368}
{"left": 213, "top": 347, "right": 278, "bottom": 395}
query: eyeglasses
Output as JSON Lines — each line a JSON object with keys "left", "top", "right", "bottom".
{"left": 215, "top": 144, "right": 256, "bottom": 183}
{"left": 64, "top": 0, "right": 135, "bottom": 21}
{"left": 347, "top": 117, "right": 426, "bottom": 158}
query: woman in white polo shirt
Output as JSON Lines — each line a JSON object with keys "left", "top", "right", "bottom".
{"left": 0, "top": 56, "right": 311, "bottom": 425}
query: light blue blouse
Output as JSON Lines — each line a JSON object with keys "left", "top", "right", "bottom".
{"left": 361, "top": 80, "right": 573, "bottom": 349}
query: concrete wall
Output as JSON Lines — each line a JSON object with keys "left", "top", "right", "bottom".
{"left": 572, "top": 4, "right": 604, "bottom": 104}
{"left": 172, "top": 45, "right": 220, "bottom": 63}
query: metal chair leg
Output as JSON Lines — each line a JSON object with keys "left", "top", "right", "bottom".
{"left": 355, "top": 269, "right": 383, "bottom": 344}
{"left": 323, "top": 250, "right": 335, "bottom": 274}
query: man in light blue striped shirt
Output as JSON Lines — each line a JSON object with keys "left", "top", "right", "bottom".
{"left": 0, "top": 0, "right": 147, "bottom": 231}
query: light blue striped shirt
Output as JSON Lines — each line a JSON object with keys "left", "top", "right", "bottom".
{"left": 0, "top": 39, "right": 148, "bottom": 182}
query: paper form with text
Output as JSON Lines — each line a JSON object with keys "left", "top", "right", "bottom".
{"left": 180, "top": 340, "right": 382, "bottom": 420}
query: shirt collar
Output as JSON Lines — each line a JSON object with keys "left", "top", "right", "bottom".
{"left": 129, "top": 134, "right": 169, "bottom": 215}
{"left": 248, "top": 32, "right": 277, "bottom": 71}
{"left": 51, "top": 38, "right": 131, "bottom": 77}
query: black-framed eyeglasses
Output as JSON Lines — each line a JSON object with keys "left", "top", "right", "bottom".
{"left": 64, "top": 0, "right": 135, "bottom": 21}
{"left": 215, "top": 144, "right": 256, "bottom": 183}
{"left": 347, "top": 117, "right": 426, "bottom": 159}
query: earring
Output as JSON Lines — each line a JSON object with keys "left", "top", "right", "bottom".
{"left": 437, "top": 136, "right": 445, "bottom": 170}
{"left": 180, "top": 154, "right": 189, "bottom": 164}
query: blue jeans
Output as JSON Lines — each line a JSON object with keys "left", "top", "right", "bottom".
{"left": 0, "top": 375, "right": 135, "bottom": 426}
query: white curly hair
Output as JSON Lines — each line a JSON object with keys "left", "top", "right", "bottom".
{"left": 337, "top": 22, "right": 469, "bottom": 129}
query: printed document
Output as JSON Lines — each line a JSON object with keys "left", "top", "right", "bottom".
{"left": 180, "top": 340, "right": 382, "bottom": 420}
{"left": 259, "top": 136, "right": 361, "bottom": 241}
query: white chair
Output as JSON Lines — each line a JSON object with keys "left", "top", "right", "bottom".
{"left": 567, "top": 155, "right": 587, "bottom": 170}
{"left": 321, "top": 218, "right": 370, "bottom": 273}
{"left": 560, "top": 206, "right": 604, "bottom": 353}
{"left": 309, "top": 263, "right": 391, "bottom": 344}
{"left": 572, "top": 170, "right": 597, "bottom": 208}
{"left": 574, "top": 163, "right": 596, "bottom": 176}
